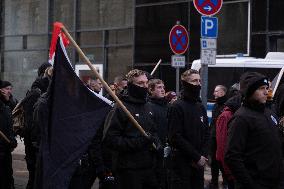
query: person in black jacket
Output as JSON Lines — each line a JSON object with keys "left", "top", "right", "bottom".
{"left": 23, "top": 62, "right": 52, "bottom": 189}
{"left": 168, "top": 69, "right": 210, "bottom": 189}
{"left": 209, "top": 85, "right": 227, "bottom": 189}
{"left": 0, "top": 81, "right": 18, "bottom": 111}
{"left": 148, "top": 79, "right": 168, "bottom": 189}
{"left": 104, "top": 69, "right": 160, "bottom": 189}
{"left": 225, "top": 72, "right": 283, "bottom": 189}
{"left": 0, "top": 80, "right": 17, "bottom": 189}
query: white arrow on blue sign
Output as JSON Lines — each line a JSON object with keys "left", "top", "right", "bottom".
{"left": 201, "top": 16, "right": 218, "bottom": 38}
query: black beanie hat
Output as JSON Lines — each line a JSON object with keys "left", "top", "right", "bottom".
{"left": 38, "top": 62, "right": 52, "bottom": 77}
{"left": 0, "top": 80, "right": 12, "bottom": 89}
{"left": 240, "top": 72, "right": 269, "bottom": 99}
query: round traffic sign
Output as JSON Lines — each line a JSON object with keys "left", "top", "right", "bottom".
{"left": 169, "top": 24, "right": 189, "bottom": 55}
{"left": 193, "top": 0, "right": 223, "bottom": 16}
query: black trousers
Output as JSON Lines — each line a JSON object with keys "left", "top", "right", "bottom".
{"left": 169, "top": 163, "right": 204, "bottom": 189}
{"left": 25, "top": 144, "right": 37, "bottom": 189}
{"left": 69, "top": 163, "right": 97, "bottom": 189}
{"left": 117, "top": 168, "right": 158, "bottom": 189}
{"left": 155, "top": 157, "right": 168, "bottom": 189}
{"left": 0, "top": 149, "right": 13, "bottom": 189}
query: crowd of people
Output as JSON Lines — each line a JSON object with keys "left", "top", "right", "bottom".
{"left": 1, "top": 62, "right": 284, "bottom": 189}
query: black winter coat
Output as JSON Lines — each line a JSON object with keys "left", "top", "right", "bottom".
{"left": 225, "top": 104, "right": 283, "bottom": 189}
{"left": 105, "top": 93, "right": 158, "bottom": 170}
{"left": 0, "top": 99, "right": 15, "bottom": 150}
{"left": 168, "top": 96, "right": 210, "bottom": 163}
{"left": 149, "top": 97, "right": 168, "bottom": 145}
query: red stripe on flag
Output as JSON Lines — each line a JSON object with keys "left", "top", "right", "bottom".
{"left": 49, "top": 22, "right": 70, "bottom": 63}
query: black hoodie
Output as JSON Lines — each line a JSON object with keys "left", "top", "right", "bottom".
{"left": 168, "top": 82, "right": 210, "bottom": 163}
{"left": 225, "top": 97, "right": 282, "bottom": 189}
{"left": 104, "top": 87, "right": 159, "bottom": 170}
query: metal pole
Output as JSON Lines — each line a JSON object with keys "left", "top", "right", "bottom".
{"left": 176, "top": 67, "right": 180, "bottom": 94}
{"left": 201, "top": 64, "right": 208, "bottom": 108}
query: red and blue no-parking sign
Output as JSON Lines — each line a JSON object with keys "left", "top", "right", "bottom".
{"left": 169, "top": 24, "right": 189, "bottom": 55}
{"left": 193, "top": 0, "right": 223, "bottom": 16}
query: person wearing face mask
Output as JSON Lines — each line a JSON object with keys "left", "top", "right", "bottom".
{"left": 225, "top": 72, "right": 283, "bottom": 189}
{"left": 209, "top": 85, "right": 228, "bottom": 189}
{"left": 104, "top": 69, "right": 161, "bottom": 189}
{"left": 168, "top": 69, "right": 210, "bottom": 189}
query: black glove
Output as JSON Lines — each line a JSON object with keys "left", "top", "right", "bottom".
{"left": 145, "top": 132, "right": 156, "bottom": 144}
{"left": 9, "top": 140, "right": 17, "bottom": 149}
{"left": 145, "top": 132, "right": 163, "bottom": 155}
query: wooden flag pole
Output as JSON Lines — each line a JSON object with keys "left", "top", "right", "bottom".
{"left": 0, "top": 130, "right": 10, "bottom": 144}
{"left": 61, "top": 25, "right": 148, "bottom": 138}
{"left": 150, "top": 59, "right": 162, "bottom": 76}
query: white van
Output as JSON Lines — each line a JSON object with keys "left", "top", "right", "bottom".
{"left": 191, "top": 52, "right": 284, "bottom": 122}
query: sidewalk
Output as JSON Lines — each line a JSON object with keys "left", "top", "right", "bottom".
{"left": 12, "top": 137, "right": 223, "bottom": 189}
{"left": 12, "top": 137, "right": 25, "bottom": 161}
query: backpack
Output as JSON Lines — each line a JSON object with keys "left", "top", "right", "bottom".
{"left": 12, "top": 102, "right": 25, "bottom": 137}
{"left": 12, "top": 88, "right": 42, "bottom": 138}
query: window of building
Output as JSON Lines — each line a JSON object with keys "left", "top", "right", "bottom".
{"left": 216, "top": 1, "right": 249, "bottom": 55}
{"left": 135, "top": 2, "right": 189, "bottom": 64}
{"left": 107, "top": 46, "right": 132, "bottom": 82}
{"left": 269, "top": 0, "right": 284, "bottom": 31}
{"left": 251, "top": 0, "right": 266, "bottom": 32}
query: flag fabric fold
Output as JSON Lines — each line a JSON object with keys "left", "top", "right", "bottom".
{"left": 40, "top": 36, "right": 111, "bottom": 189}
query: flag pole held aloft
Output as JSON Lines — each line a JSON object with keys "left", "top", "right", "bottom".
{"left": 60, "top": 25, "right": 148, "bottom": 138}
{"left": 150, "top": 59, "right": 162, "bottom": 76}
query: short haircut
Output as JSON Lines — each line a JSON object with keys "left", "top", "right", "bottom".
{"left": 113, "top": 75, "right": 127, "bottom": 84}
{"left": 215, "top": 85, "right": 227, "bottom": 93}
{"left": 125, "top": 69, "right": 146, "bottom": 83}
{"left": 148, "top": 79, "right": 164, "bottom": 91}
{"left": 181, "top": 69, "right": 199, "bottom": 81}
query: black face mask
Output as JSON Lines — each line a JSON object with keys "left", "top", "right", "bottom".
{"left": 128, "top": 82, "right": 148, "bottom": 100}
{"left": 182, "top": 80, "right": 201, "bottom": 101}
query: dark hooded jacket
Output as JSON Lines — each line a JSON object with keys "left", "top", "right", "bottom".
{"left": 225, "top": 72, "right": 282, "bottom": 189}
{"left": 104, "top": 87, "right": 159, "bottom": 170}
{"left": 22, "top": 77, "right": 50, "bottom": 143}
{"left": 210, "top": 95, "right": 227, "bottom": 155}
{"left": 0, "top": 98, "right": 16, "bottom": 150}
{"left": 149, "top": 97, "right": 168, "bottom": 145}
{"left": 216, "top": 94, "right": 242, "bottom": 181}
{"left": 168, "top": 82, "right": 210, "bottom": 164}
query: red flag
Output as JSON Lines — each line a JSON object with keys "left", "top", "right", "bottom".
{"left": 49, "top": 22, "right": 70, "bottom": 64}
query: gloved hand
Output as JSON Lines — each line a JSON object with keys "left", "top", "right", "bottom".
{"left": 145, "top": 132, "right": 163, "bottom": 155}
{"left": 9, "top": 140, "right": 17, "bottom": 150}
{"left": 145, "top": 132, "right": 156, "bottom": 144}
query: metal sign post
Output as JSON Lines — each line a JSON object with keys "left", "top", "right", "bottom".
{"left": 176, "top": 68, "right": 180, "bottom": 93}
{"left": 199, "top": 16, "right": 218, "bottom": 106}
{"left": 201, "top": 64, "right": 208, "bottom": 107}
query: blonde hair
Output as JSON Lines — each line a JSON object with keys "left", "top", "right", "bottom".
{"left": 181, "top": 69, "right": 199, "bottom": 81}
{"left": 125, "top": 69, "right": 146, "bottom": 83}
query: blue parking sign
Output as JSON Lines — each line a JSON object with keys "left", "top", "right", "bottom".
{"left": 201, "top": 16, "right": 218, "bottom": 38}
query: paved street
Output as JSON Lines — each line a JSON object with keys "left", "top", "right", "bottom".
{"left": 12, "top": 137, "right": 219, "bottom": 189}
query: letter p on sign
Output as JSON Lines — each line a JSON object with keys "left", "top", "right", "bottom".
{"left": 201, "top": 16, "right": 218, "bottom": 38}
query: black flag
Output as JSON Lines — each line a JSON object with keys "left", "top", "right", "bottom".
{"left": 39, "top": 37, "right": 112, "bottom": 189}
